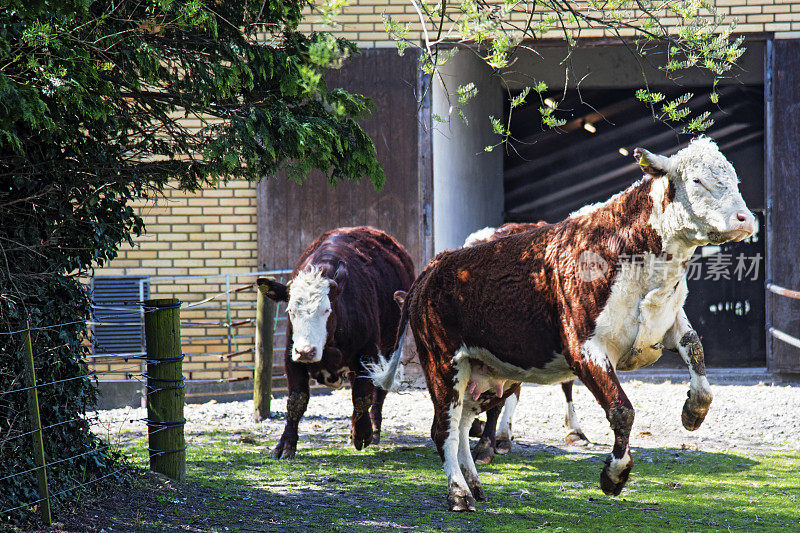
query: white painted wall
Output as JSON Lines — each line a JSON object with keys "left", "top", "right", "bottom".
{"left": 432, "top": 51, "right": 504, "bottom": 253}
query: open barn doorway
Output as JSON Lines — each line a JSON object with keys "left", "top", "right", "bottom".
{"left": 429, "top": 43, "right": 767, "bottom": 368}
{"left": 503, "top": 84, "right": 766, "bottom": 367}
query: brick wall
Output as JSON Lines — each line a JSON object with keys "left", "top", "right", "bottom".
{"left": 90, "top": 179, "right": 276, "bottom": 385}
{"left": 296, "top": 0, "right": 800, "bottom": 44}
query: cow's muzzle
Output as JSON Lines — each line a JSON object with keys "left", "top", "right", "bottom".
{"left": 293, "top": 346, "right": 318, "bottom": 363}
{"left": 724, "top": 210, "right": 755, "bottom": 242}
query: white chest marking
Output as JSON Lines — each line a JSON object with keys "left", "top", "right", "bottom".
{"left": 591, "top": 257, "right": 690, "bottom": 370}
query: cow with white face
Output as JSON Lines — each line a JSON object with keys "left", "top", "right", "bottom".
{"left": 285, "top": 266, "right": 340, "bottom": 364}
{"left": 370, "top": 138, "right": 754, "bottom": 511}
{"left": 262, "top": 226, "right": 415, "bottom": 459}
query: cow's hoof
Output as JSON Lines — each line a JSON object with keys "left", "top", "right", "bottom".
{"left": 448, "top": 484, "right": 477, "bottom": 512}
{"left": 565, "top": 430, "right": 590, "bottom": 446}
{"left": 472, "top": 437, "right": 495, "bottom": 465}
{"left": 495, "top": 437, "right": 512, "bottom": 455}
{"left": 272, "top": 445, "right": 296, "bottom": 460}
{"left": 469, "top": 419, "right": 485, "bottom": 438}
{"left": 599, "top": 456, "right": 631, "bottom": 496}
{"left": 681, "top": 392, "right": 711, "bottom": 431}
{"left": 469, "top": 483, "right": 487, "bottom": 502}
{"left": 371, "top": 430, "right": 381, "bottom": 446}
{"left": 352, "top": 429, "right": 373, "bottom": 451}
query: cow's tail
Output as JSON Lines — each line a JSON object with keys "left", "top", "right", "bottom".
{"left": 366, "top": 302, "right": 410, "bottom": 392}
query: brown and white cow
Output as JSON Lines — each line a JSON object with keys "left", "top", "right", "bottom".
{"left": 369, "top": 138, "right": 754, "bottom": 511}
{"left": 262, "top": 226, "right": 414, "bottom": 459}
{"left": 463, "top": 223, "right": 589, "bottom": 466}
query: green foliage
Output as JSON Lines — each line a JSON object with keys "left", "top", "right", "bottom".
{"left": 0, "top": 0, "right": 383, "bottom": 524}
{"left": 370, "top": 0, "right": 746, "bottom": 136}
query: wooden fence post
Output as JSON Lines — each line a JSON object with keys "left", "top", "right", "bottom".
{"left": 253, "top": 278, "right": 276, "bottom": 422}
{"left": 143, "top": 298, "right": 185, "bottom": 482}
{"left": 22, "top": 326, "right": 51, "bottom": 526}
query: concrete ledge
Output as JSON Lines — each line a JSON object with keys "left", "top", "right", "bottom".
{"left": 617, "top": 367, "right": 795, "bottom": 386}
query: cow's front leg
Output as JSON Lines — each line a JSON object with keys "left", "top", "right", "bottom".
{"left": 273, "top": 356, "right": 310, "bottom": 460}
{"left": 574, "top": 341, "right": 634, "bottom": 496}
{"left": 496, "top": 386, "right": 521, "bottom": 454}
{"left": 666, "top": 310, "right": 713, "bottom": 431}
{"left": 349, "top": 372, "right": 375, "bottom": 451}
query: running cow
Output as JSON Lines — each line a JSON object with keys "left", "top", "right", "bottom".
{"left": 263, "top": 226, "right": 415, "bottom": 459}
{"left": 463, "top": 223, "right": 589, "bottom": 466}
{"left": 369, "top": 138, "right": 755, "bottom": 511}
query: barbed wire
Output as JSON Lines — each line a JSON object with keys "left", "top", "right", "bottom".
{"left": 1, "top": 269, "right": 292, "bottom": 520}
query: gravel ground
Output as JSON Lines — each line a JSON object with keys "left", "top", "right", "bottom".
{"left": 93, "top": 380, "right": 800, "bottom": 455}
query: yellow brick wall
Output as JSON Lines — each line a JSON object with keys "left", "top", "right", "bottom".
{"left": 90, "top": 179, "right": 280, "bottom": 384}
{"left": 297, "top": 0, "right": 800, "bottom": 44}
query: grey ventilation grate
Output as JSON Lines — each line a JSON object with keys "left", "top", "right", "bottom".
{"left": 91, "top": 276, "right": 150, "bottom": 356}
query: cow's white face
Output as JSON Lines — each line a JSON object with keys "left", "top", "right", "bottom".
{"left": 637, "top": 137, "right": 754, "bottom": 246}
{"left": 286, "top": 267, "right": 333, "bottom": 363}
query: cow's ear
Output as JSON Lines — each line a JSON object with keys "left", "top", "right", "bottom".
{"left": 393, "top": 290, "right": 407, "bottom": 308}
{"left": 634, "top": 148, "right": 671, "bottom": 177}
{"left": 329, "top": 262, "right": 347, "bottom": 300}
{"left": 258, "top": 277, "right": 289, "bottom": 302}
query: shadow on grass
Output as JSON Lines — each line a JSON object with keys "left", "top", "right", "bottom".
{"left": 178, "top": 440, "right": 799, "bottom": 532}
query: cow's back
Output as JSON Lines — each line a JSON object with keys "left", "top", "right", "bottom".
{"left": 408, "top": 225, "right": 563, "bottom": 371}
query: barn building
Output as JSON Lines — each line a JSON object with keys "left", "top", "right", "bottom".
{"left": 93, "top": 1, "right": 800, "bottom": 406}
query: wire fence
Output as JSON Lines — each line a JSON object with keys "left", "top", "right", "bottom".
{"left": 1, "top": 268, "right": 291, "bottom": 524}
{"left": 0, "top": 330, "right": 185, "bottom": 522}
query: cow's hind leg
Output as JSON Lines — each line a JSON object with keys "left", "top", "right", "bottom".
{"left": 472, "top": 404, "right": 499, "bottom": 465}
{"left": 459, "top": 401, "right": 486, "bottom": 501}
{"left": 562, "top": 381, "right": 590, "bottom": 445}
{"left": 427, "top": 353, "right": 476, "bottom": 512}
{"left": 349, "top": 372, "right": 375, "bottom": 451}
{"left": 369, "top": 386, "right": 388, "bottom": 445}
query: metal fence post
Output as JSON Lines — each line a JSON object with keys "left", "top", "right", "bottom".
{"left": 253, "top": 279, "right": 276, "bottom": 421}
{"left": 22, "top": 326, "right": 51, "bottom": 526}
{"left": 143, "top": 298, "right": 186, "bottom": 481}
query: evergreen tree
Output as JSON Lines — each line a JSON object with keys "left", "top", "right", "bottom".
{"left": 0, "top": 0, "right": 382, "bottom": 523}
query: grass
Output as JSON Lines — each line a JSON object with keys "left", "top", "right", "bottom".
{"left": 108, "top": 429, "right": 800, "bottom": 532}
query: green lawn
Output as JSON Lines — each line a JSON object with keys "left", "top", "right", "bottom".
{"left": 113, "top": 431, "right": 799, "bottom": 532}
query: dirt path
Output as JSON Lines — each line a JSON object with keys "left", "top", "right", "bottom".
{"left": 95, "top": 380, "right": 800, "bottom": 454}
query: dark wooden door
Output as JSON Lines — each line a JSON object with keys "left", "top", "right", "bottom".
{"left": 257, "top": 49, "right": 431, "bottom": 273}
{"left": 766, "top": 39, "right": 800, "bottom": 373}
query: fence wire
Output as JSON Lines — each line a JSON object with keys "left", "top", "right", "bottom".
{"left": 2, "top": 269, "right": 291, "bottom": 521}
